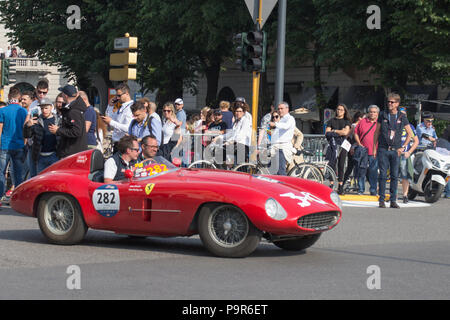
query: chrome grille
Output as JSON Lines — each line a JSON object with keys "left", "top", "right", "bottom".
{"left": 297, "top": 211, "right": 340, "bottom": 230}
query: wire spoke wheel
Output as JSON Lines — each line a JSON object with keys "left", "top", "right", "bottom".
{"left": 44, "top": 196, "right": 75, "bottom": 236}
{"left": 208, "top": 206, "right": 249, "bottom": 248}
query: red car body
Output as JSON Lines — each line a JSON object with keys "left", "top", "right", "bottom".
{"left": 11, "top": 149, "right": 342, "bottom": 257}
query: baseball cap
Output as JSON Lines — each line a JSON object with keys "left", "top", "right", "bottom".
{"left": 38, "top": 97, "right": 53, "bottom": 107}
{"left": 235, "top": 97, "right": 246, "bottom": 103}
{"left": 213, "top": 109, "right": 222, "bottom": 115}
{"left": 174, "top": 98, "right": 183, "bottom": 105}
{"left": 58, "top": 84, "right": 78, "bottom": 97}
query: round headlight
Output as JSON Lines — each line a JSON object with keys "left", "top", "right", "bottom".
{"left": 265, "top": 198, "right": 287, "bottom": 221}
{"left": 330, "top": 191, "right": 342, "bottom": 210}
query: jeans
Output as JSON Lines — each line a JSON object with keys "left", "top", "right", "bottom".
{"left": 277, "top": 150, "right": 287, "bottom": 176}
{"left": 358, "top": 155, "right": 378, "bottom": 195}
{"left": 0, "top": 149, "right": 25, "bottom": 197}
{"left": 444, "top": 181, "right": 450, "bottom": 198}
{"left": 27, "top": 147, "right": 38, "bottom": 178}
{"left": 37, "top": 152, "right": 59, "bottom": 174}
{"left": 378, "top": 148, "right": 400, "bottom": 202}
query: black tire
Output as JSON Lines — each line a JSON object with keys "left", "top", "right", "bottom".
{"left": 198, "top": 204, "right": 261, "bottom": 258}
{"left": 273, "top": 233, "right": 321, "bottom": 251}
{"left": 37, "top": 193, "right": 88, "bottom": 245}
{"left": 423, "top": 180, "right": 445, "bottom": 203}
{"left": 407, "top": 188, "right": 418, "bottom": 200}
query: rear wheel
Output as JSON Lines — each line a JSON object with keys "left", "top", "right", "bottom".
{"left": 273, "top": 234, "right": 321, "bottom": 251}
{"left": 37, "top": 193, "right": 87, "bottom": 245}
{"left": 198, "top": 204, "right": 261, "bottom": 258}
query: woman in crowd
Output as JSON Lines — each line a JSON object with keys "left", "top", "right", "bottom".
{"left": 325, "top": 103, "right": 352, "bottom": 194}
{"left": 160, "top": 102, "right": 182, "bottom": 161}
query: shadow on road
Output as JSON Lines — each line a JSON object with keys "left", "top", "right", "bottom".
{"left": 0, "top": 228, "right": 306, "bottom": 258}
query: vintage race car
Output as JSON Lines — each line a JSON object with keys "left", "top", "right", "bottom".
{"left": 10, "top": 149, "right": 342, "bottom": 258}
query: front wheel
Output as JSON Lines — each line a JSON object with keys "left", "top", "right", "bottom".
{"left": 233, "top": 163, "right": 269, "bottom": 174}
{"left": 37, "top": 193, "right": 88, "bottom": 245}
{"left": 273, "top": 234, "right": 321, "bottom": 251}
{"left": 423, "top": 180, "right": 444, "bottom": 203}
{"left": 198, "top": 204, "right": 261, "bottom": 258}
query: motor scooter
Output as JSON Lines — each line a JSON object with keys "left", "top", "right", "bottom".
{"left": 408, "top": 139, "right": 450, "bottom": 203}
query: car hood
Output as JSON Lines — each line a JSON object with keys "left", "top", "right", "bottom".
{"left": 179, "top": 169, "right": 338, "bottom": 211}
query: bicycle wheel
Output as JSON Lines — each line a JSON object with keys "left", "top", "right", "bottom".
{"left": 320, "top": 164, "right": 338, "bottom": 190}
{"left": 233, "top": 163, "right": 269, "bottom": 174}
{"left": 288, "top": 163, "right": 324, "bottom": 183}
{"left": 188, "top": 160, "right": 217, "bottom": 169}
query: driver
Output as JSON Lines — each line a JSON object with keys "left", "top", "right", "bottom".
{"left": 138, "top": 135, "right": 159, "bottom": 162}
{"left": 104, "top": 135, "right": 140, "bottom": 183}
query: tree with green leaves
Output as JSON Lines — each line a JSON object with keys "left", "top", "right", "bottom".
{"left": 314, "top": 0, "right": 450, "bottom": 95}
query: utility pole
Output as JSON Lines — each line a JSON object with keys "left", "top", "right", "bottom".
{"left": 274, "top": 0, "right": 286, "bottom": 106}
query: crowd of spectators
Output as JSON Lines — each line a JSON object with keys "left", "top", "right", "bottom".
{"left": 0, "top": 81, "right": 448, "bottom": 207}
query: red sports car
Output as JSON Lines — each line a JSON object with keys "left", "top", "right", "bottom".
{"left": 10, "top": 149, "right": 342, "bottom": 258}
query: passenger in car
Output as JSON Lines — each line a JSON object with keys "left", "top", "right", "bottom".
{"left": 138, "top": 135, "right": 159, "bottom": 162}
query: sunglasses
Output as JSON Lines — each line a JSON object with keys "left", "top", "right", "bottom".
{"left": 163, "top": 110, "right": 172, "bottom": 113}
{"left": 388, "top": 100, "right": 398, "bottom": 104}
{"left": 130, "top": 148, "right": 140, "bottom": 152}
{"left": 37, "top": 90, "right": 48, "bottom": 95}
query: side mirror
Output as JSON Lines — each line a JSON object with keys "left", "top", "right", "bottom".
{"left": 172, "top": 157, "right": 181, "bottom": 167}
{"left": 124, "top": 169, "right": 134, "bottom": 180}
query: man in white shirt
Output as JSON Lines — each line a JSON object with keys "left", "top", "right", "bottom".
{"left": 213, "top": 105, "right": 251, "bottom": 165}
{"left": 269, "top": 101, "right": 296, "bottom": 175}
{"left": 101, "top": 83, "right": 134, "bottom": 149}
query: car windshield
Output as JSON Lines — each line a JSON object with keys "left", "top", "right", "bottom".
{"left": 133, "top": 156, "right": 178, "bottom": 180}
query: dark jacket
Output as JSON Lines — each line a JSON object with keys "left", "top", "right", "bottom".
{"left": 23, "top": 115, "right": 61, "bottom": 161}
{"left": 56, "top": 96, "right": 88, "bottom": 158}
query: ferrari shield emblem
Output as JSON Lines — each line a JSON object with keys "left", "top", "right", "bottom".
{"left": 145, "top": 183, "right": 155, "bottom": 195}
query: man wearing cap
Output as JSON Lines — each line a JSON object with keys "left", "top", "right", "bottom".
{"left": 416, "top": 111, "right": 437, "bottom": 148}
{"left": 48, "top": 85, "right": 87, "bottom": 158}
{"left": 0, "top": 87, "right": 28, "bottom": 201}
{"left": 174, "top": 98, "right": 186, "bottom": 131}
{"left": 23, "top": 98, "right": 60, "bottom": 174}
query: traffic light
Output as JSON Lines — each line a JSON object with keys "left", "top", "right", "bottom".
{"left": 234, "top": 30, "right": 267, "bottom": 73}
{"left": 234, "top": 32, "right": 248, "bottom": 72}
{"left": 0, "top": 59, "right": 16, "bottom": 87}
{"left": 246, "top": 30, "right": 267, "bottom": 73}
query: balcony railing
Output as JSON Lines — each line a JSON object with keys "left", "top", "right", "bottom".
{"left": 7, "top": 57, "right": 55, "bottom": 73}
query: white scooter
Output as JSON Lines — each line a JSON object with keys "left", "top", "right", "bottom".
{"left": 408, "top": 139, "right": 450, "bottom": 203}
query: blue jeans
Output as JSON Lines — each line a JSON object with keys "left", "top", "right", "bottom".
{"left": 358, "top": 155, "right": 378, "bottom": 195}
{"left": 444, "top": 181, "right": 450, "bottom": 198}
{"left": 27, "top": 146, "right": 38, "bottom": 178}
{"left": 378, "top": 148, "right": 400, "bottom": 202}
{"left": 37, "top": 152, "right": 59, "bottom": 173}
{"left": 0, "top": 149, "right": 25, "bottom": 197}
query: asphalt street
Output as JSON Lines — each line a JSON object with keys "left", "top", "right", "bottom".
{"left": 0, "top": 198, "right": 449, "bottom": 300}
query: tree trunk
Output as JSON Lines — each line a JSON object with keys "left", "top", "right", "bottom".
{"left": 204, "top": 59, "right": 221, "bottom": 107}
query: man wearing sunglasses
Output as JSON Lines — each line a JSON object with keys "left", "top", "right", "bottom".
{"left": 27, "top": 80, "right": 50, "bottom": 119}
{"left": 373, "top": 93, "right": 414, "bottom": 208}
{"left": 104, "top": 135, "right": 139, "bottom": 183}
{"left": 102, "top": 83, "right": 134, "bottom": 148}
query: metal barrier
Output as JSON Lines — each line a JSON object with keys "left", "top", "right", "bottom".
{"left": 174, "top": 132, "right": 330, "bottom": 166}
{"left": 302, "top": 134, "right": 327, "bottom": 163}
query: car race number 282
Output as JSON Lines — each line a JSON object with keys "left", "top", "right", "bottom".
{"left": 92, "top": 184, "right": 120, "bottom": 217}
